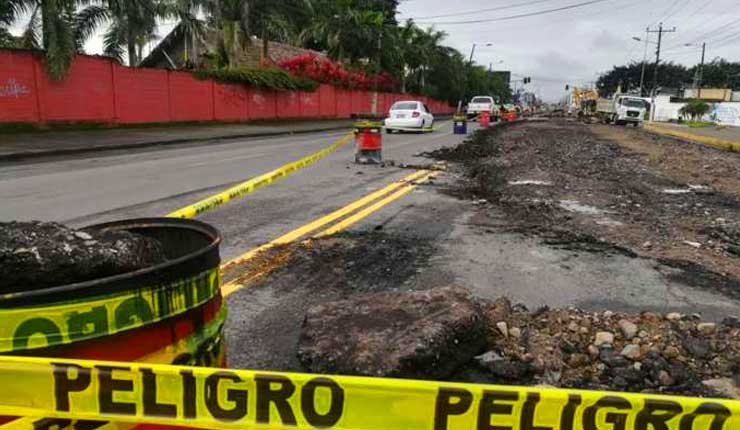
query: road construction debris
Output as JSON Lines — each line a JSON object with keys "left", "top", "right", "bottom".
{"left": 424, "top": 119, "right": 740, "bottom": 298}
{"left": 298, "top": 285, "right": 485, "bottom": 379}
{"left": 0, "top": 221, "right": 166, "bottom": 293}
{"left": 468, "top": 296, "right": 740, "bottom": 398}
{"left": 294, "top": 284, "right": 739, "bottom": 397}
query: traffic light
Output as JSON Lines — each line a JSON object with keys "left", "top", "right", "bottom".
{"left": 523, "top": 77, "right": 531, "bottom": 84}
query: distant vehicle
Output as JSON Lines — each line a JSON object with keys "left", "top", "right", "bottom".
{"left": 384, "top": 101, "right": 434, "bottom": 133}
{"left": 467, "top": 96, "right": 495, "bottom": 120}
{"left": 597, "top": 94, "right": 647, "bottom": 126}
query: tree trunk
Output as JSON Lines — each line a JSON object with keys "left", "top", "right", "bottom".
{"left": 262, "top": 30, "right": 268, "bottom": 63}
{"left": 239, "top": 0, "right": 250, "bottom": 38}
{"left": 128, "top": 38, "right": 137, "bottom": 66}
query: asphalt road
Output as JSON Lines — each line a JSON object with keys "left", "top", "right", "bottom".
{"left": 0, "top": 120, "right": 465, "bottom": 259}
{"left": 2, "top": 119, "right": 738, "bottom": 372}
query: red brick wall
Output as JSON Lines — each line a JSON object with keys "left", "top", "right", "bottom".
{"left": 0, "top": 50, "right": 453, "bottom": 125}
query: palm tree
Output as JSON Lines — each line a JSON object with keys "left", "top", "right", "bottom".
{"left": 203, "top": 0, "right": 249, "bottom": 67}
{"left": 0, "top": 1, "right": 23, "bottom": 46}
{"left": 300, "top": 2, "right": 383, "bottom": 65}
{"left": 161, "top": 0, "right": 206, "bottom": 66}
{"left": 1, "top": 0, "right": 128, "bottom": 78}
{"left": 249, "top": 0, "right": 311, "bottom": 62}
{"left": 98, "top": 0, "right": 158, "bottom": 66}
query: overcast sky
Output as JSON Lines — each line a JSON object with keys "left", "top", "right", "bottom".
{"left": 398, "top": 0, "right": 740, "bottom": 101}
{"left": 9, "top": 0, "right": 740, "bottom": 101}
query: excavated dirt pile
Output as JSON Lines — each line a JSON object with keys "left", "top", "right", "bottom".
{"left": 0, "top": 221, "right": 167, "bottom": 293}
{"left": 425, "top": 119, "right": 740, "bottom": 299}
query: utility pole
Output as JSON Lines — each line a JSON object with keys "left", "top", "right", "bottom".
{"left": 647, "top": 23, "right": 676, "bottom": 121}
{"left": 697, "top": 42, "right": 706, "bottom": 99}
{"left": 639, "top": 27, "right": 649, "bottom": 96}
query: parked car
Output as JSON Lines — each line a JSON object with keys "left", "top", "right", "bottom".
{"left": 384, "top": 101, "right": 434, "bottom": 133}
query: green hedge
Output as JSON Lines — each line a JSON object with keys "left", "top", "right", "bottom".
{"left": 194, "top": 67, "right": 319, "bottom": 92}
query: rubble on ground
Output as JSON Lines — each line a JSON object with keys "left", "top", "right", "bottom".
{"left": 0, "top": 221, "right": 167, "bottom": 293}
{"left": 296, "top": 286, "right": 739, "bottom": 398}
{"left": 471, "top": 296, "right": 739, "bottom": 397}
{"left": 297, "top": 285, "right": 486, "bottom": 379}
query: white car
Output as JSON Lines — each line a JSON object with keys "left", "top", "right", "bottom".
{"left": 467, "top": 96, "right": 494, "bottom": 120}
{"left": 384, "top": 101, "right": 434, "bottom": 133}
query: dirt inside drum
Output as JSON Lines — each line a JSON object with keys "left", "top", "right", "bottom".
{"left": 0, "top": 218, "right": 225, "bottom": 429}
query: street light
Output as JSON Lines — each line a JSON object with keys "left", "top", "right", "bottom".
{"left": 631, "top": 35, "right": 657, "bottom": 96}
{"left": 469, "top": 42, "right": 493, "bottom": 64}
{"left": 488, "top": 59, "right": 504, "bottom": 72}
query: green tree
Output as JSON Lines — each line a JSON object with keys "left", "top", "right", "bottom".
{"left": 691, "top": 59, "right": 740, "bottom": 89}
{"left": 679, "top": 99, "right": 710, "bottom": 120}
{"left": 159, "top": 0, "right": 206, "bottom": 66}
{"left": 597, "top": 61, "right": 691, "bottom": 96}
{"left": 0, "top": 1, "right": 23, "bottom": 45}
{"left": 96, "top": 0, "right": 158, "bottom": 66}
{"left": 15, "top": 0, "right": 80, "bottom": 79}
{"left": 301, "top": 0, "right": 384, "bottom": 65}
{"left": 1, "top": 0, "right": 152, "bottom": 76}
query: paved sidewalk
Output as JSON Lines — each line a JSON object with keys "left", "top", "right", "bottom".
{"left": 0, "top": 119, "right": 353, "bottom": 161}
{"left": 644, "top": 122, "right": 740, "bottom": 151}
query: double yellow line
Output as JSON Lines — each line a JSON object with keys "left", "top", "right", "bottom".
{"left": 220, "top": 169, "right": 435, "bottom": 297}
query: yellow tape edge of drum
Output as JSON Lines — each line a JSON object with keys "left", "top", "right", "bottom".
{"left": 0, "top": 355, "right": 737, "bottom": 430}
{"left": 0, "top": 268, "right": 220, "bottom": 354}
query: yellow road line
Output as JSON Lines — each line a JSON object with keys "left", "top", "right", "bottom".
{"left": 314, "top": 172, "right": 434, "bottom": 237}
{"left": 220, "top": 170, "right": 434, "bottom": 297}
{"left": 219, "top": 169, "right": 429, "bottom": 272}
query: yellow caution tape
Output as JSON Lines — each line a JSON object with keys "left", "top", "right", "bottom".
{"left": 643, "top": 124, "right": 740, "bottom": 152}
{"left": 0, "top": 268, "right": 220, "bottom": 353}
{"left": 0, "top": 355, "right": 737, "bottom": 430}
{"left": 0, "top": 308, "right": 227, "bottom": 430}
{"left": 166, "top": 132, "right": 355, "bottom": 219}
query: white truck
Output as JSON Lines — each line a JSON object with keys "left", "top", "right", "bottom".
{"left": 597, "top": 94, "right": 647, "bottom": 126}
{"left": 466, "top": 96, "right": 496, "bottom": 121}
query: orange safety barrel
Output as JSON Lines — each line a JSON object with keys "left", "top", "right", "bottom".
{"left": 353, "top": 116, "right": 383, "bottom": 164}
{"left": 479, "top": 111, "right": 491, "bottom": 128}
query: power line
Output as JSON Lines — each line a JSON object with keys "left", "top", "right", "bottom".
{"left": 664, "top": 15, "right": 740, "bottom": 49}
{"left": 408, "top": 0, "right": 559, "bottom": 20}
{"left": 414, "top": 0, "right": 613, "bottom": 25}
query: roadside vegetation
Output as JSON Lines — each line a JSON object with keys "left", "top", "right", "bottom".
{"left": 679, "top": 99, "right": 711, "bottom": 122}
{"left": 0, "top": 0, "right": 510, "bottom": 103}
{"left": 597, "top": 59, "right": 740, "bottom": 97}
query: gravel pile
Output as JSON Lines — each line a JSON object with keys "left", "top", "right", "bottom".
{"left": 471, "top": 297, "right": 740, "bottom": 397}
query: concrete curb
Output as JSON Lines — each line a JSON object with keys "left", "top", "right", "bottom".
{"left": 0, "top": 124, "right": 353, "bottom": 163}
{"left": 643, "top": 124, "right": 740, "bottom": 152}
